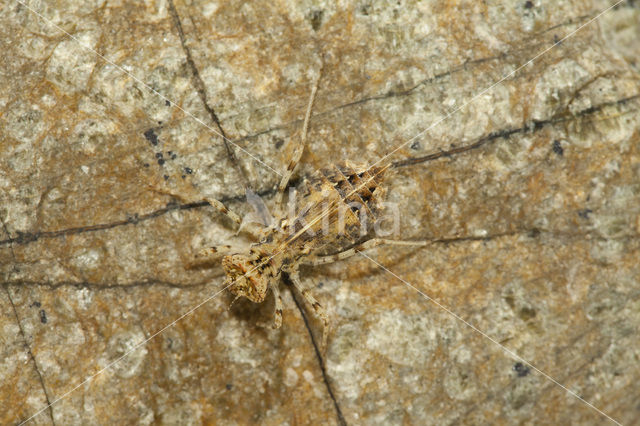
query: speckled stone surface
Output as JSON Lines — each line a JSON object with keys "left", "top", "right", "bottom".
{"left": 1, "top": 0, "right": 639, "bottom": 425}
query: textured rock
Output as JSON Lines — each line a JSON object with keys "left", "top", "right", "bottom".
{"left": 1, "top": 0, "right": 639, "bottom": 424}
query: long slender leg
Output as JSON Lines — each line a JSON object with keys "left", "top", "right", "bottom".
{"left": 186, "top": 245, "right": 233, "bottom": 268}
{"left": 289, "top": 269, "right": 329, "bottom": 349}
{"left": 271, "top": 283, "right": 284, "bottom": 329}
{"left": 275, "top": 77, "right": 320, "bottom": 210}
{"left": 302, "top": 238, "right": 430, "bottom": 266}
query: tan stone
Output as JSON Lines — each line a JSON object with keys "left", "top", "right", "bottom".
{"left": 1, "top": 0, "right": 639, "bottom": 424}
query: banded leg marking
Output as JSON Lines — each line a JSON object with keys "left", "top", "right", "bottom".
{"left": 203, "top": 196, "right": 242, "bottom": 226}
{"left": 275, "top": 78, "right": 319, "bottom": 209}
{"left": 290, "top": 269, "right": 329, "bottom": 349}
{"left": 195, "top": 245, "right": 232, "bottom": 259}
{"left": 271, "top": 283, "right": 284, "bottom": 329}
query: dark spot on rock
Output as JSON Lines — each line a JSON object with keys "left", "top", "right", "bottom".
{"left": 143, "top": 128, "right": 159, "bottom": 146}
{"left": 309, "top": 10, "right": 324, "bottom": 31}
{"left": 578, "top": 208, "right": 593, "bottom": 219}
{"left": 30, "top": 301, "right": 41, "bottom": 308}
{"left": 171, "top": 153, "right": 177, "bottom": 160}
{"left": 274, "top": 137, "right": 285, "bottom": 149}
{"left": 163, "top": 175, "right": 169, "bottom": 181}
{"left": 513, "top": 362, "right": 530, "bottom": 377}
{"left": 143, "top": 163, "right": 150, "bottom": 168}
{"left": 181, "top": 175, "right": 186, "bottom": 179}
{"left": 528, "top": 228, "right": 541, "bottom": 238}
{"left": 165, "top": 100, "right": 171, "bottom": 107}
{"left": 184, "top": 167, "right": 193, "bottom": 174}
{"left": 317, "top": 282, "right": 324, "bottom": 288}
{"left": 155, "top": 152, "right": 163, "bottom": 159}
{"left": 226, "top": 383, "right": 233, "bottom": 390}
{"left": 39, "top": 309, "right": 47, "bottom": 324}
{"left": 552, "top": 140, "right": 564, "bottom": 156}
{"left": 504, "top": 295, "right": 515, "bottom": 309}
{"left": 519, "top": 306, "right": 537, "bottom": 321}
{"left": 531, "top": 119, "right": 543, "bottom": 131}
{"left": 15, "top": 231, "right": 38, "bottom": 244}
{"left": 410, "top": 140, "right": 421, "bottom": 150}
{"left": 524, "top": 0, "right": 533, "bottom": 8}
{"left": 157, "top": 158, "right": 165, "bottom": 166}
{"left": 553, "top": 34, "right": 561, "bottom": 45}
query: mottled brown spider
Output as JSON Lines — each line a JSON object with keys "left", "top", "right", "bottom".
{"left": 157, "top": 79, "right": 426, "bottom": 347}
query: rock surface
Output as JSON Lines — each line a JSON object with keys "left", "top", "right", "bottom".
{"left": 1, "top": 0, "right": 639, "bottom": 424}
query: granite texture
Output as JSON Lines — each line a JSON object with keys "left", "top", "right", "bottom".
{"left": 1, "top": 0, "right": 639, "bottom": 425}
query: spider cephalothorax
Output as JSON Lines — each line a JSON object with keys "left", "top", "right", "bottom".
{"left": 222, "top": 250, "right": 280, "bottom": 304}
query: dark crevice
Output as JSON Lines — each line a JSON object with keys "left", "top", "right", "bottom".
{"left": 427, "top": 228, "right": 631, "bottom": 245}
{"left": 392, "top": 93, "right": 640, "bottom": 168}
{"left": 1, "top": 200, "right": 204, "bottom": 246}
{"left": 2, "top": 279, "right": 213, "bottom": 291}
{"left": 0, "top": 186, "right": 275, "bottom": 247}
{"left": 167, "top": 0, "right": 250, "bottom": 191}
{"left": 286, "top": 280, "right": 348, "bottom": 426}
{"left": 1, "top": 217, "right": 56, "bottom": 425}
{"left": 331, "top": 228, "right": 635, "bottom": 261}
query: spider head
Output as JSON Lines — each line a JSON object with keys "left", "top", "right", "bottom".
{"left": 222, "top": 253, "right": 271, "bottom": 303}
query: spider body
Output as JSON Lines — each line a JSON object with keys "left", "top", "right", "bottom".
{"left": 219, "top": 162, "right": 391, "bottom": 344}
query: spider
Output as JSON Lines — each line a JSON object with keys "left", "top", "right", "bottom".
{"left": 153, "top": 77, "right": 428, "bottom": 347}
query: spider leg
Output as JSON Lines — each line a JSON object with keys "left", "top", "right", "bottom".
{"left": 275, "top": 75, "right": 320, "bottom": 211}
{"left": 271, "top": 282, "right": 284, "bottom": 329}
{"left": 302, "top": 238, "right": 430, "bottom": 266}
{"left": 185, "top": 245, "right": 233, "bottom": 269}
{"left": 289, "top": 268, "right": 329, "bottom": 349}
